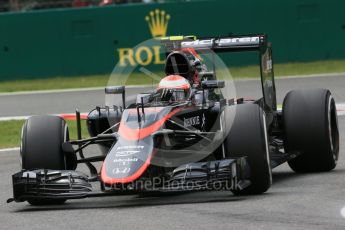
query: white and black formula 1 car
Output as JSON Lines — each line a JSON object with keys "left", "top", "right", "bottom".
{"left": 8, "top": 35, "right": 339, "bottom": 205}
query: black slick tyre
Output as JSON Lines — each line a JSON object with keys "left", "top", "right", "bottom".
{"left": 283, "top": 89, "right": 339, "bottom": 172}
{"left": 21, "top": 115, "right": 72, "bottom": 205}
{"left": 224, "top": 103, "right": 272, "bottom": 195}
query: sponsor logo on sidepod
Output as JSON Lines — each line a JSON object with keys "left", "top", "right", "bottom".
{"left": 115, "top": 151, "right": 140, "bottom": 157}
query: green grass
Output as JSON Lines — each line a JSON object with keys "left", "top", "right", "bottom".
{"left": 0, "top": 120, "right": 90, "bottom": 149}
{"left": 0, "top": 75, "right": 109, "bottom": 93}
{"left": 0, "top": 60, "right": 345, "bottom": 93}
{"left": 0, "top": 72, "right": 162, "bottom": 93}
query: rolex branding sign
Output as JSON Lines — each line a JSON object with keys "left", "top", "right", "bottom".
{"left": 145, "top": 9, "right": 170, "bottom": 38}
{"left": 117, "top": 9, "right": 171, "bottom": 67}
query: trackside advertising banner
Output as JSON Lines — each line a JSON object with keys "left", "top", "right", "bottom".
{"left": 0, "top": 0, "right": 344, "bottom": 80}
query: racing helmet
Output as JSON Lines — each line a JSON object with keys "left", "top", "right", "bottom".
{"left": 157, "top": 75, "right": 191, "bottom": 101}
{"left": 164, "top": 49, "right": 204, "bottom": 85}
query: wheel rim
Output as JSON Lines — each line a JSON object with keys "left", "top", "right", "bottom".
{"left": 63, "top": 123, "right": 68, "bottom": 170}
{"left": 19, "top": 122, "right": 25, "bottom": 168}
{"left": 328, "top": 96, "right": 339, "bottom": 163}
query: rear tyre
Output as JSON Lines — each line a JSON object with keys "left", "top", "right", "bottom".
{"left": 224, "top": 104, "right": 272, "bottom": 195}
{"left": 283, "top": 89, "right": 339, "bottom": 172}
{"left": 21, "top": 115, "right": 71, "bottom": 205}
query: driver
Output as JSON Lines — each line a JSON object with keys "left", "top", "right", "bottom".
{"left": 156, "top": 75, "right": 191, "bottom": 102}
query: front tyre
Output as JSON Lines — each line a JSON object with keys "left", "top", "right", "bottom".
{"left": 224, "top": 104, "right": 272, "bottom": 195}
{"left": 21, "top": 115, "right": 72, "bottom": 205}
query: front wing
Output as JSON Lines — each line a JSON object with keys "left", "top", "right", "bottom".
{"left": 8, "top": 157, "right": 250, "bottom": 203}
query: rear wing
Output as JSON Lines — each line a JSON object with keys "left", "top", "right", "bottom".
{"left": 160, "top": 35, "right": 267, "bottom": 53}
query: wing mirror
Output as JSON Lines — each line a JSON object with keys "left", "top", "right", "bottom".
{"left": 105, "top": 86, "right": 126, "bottom": 109}
{"left": 105, "top": 86, "right": 125, "bottom": 94}
{"left": 201, "top": 80, "right": 225, "bottom": 89}
{"left": 199, "top": 72, "right": 216, "bottom": 80}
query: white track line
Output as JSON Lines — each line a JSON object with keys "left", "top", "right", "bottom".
{"left": 276, "top": 72, "right": 345, "bottom": 79}
{"left": 0, "top": 147, "right": 20, "bottom": 152}
{"left": 0, "top": 85, "right": 152, "bottom": 96}
{"left": 0, "top": 116, "right": 29, "bottom": 121}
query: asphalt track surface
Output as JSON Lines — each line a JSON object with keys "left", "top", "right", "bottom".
{"left": 1, "top": 74, "right": 345, "bottom": 230}
{"left": 1, "top": 74, "right": 345, "bottom": 117}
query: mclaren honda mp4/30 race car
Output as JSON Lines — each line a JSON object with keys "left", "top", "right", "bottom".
{"left": 8, "top": 35, "right": 339, "bottom": 205}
